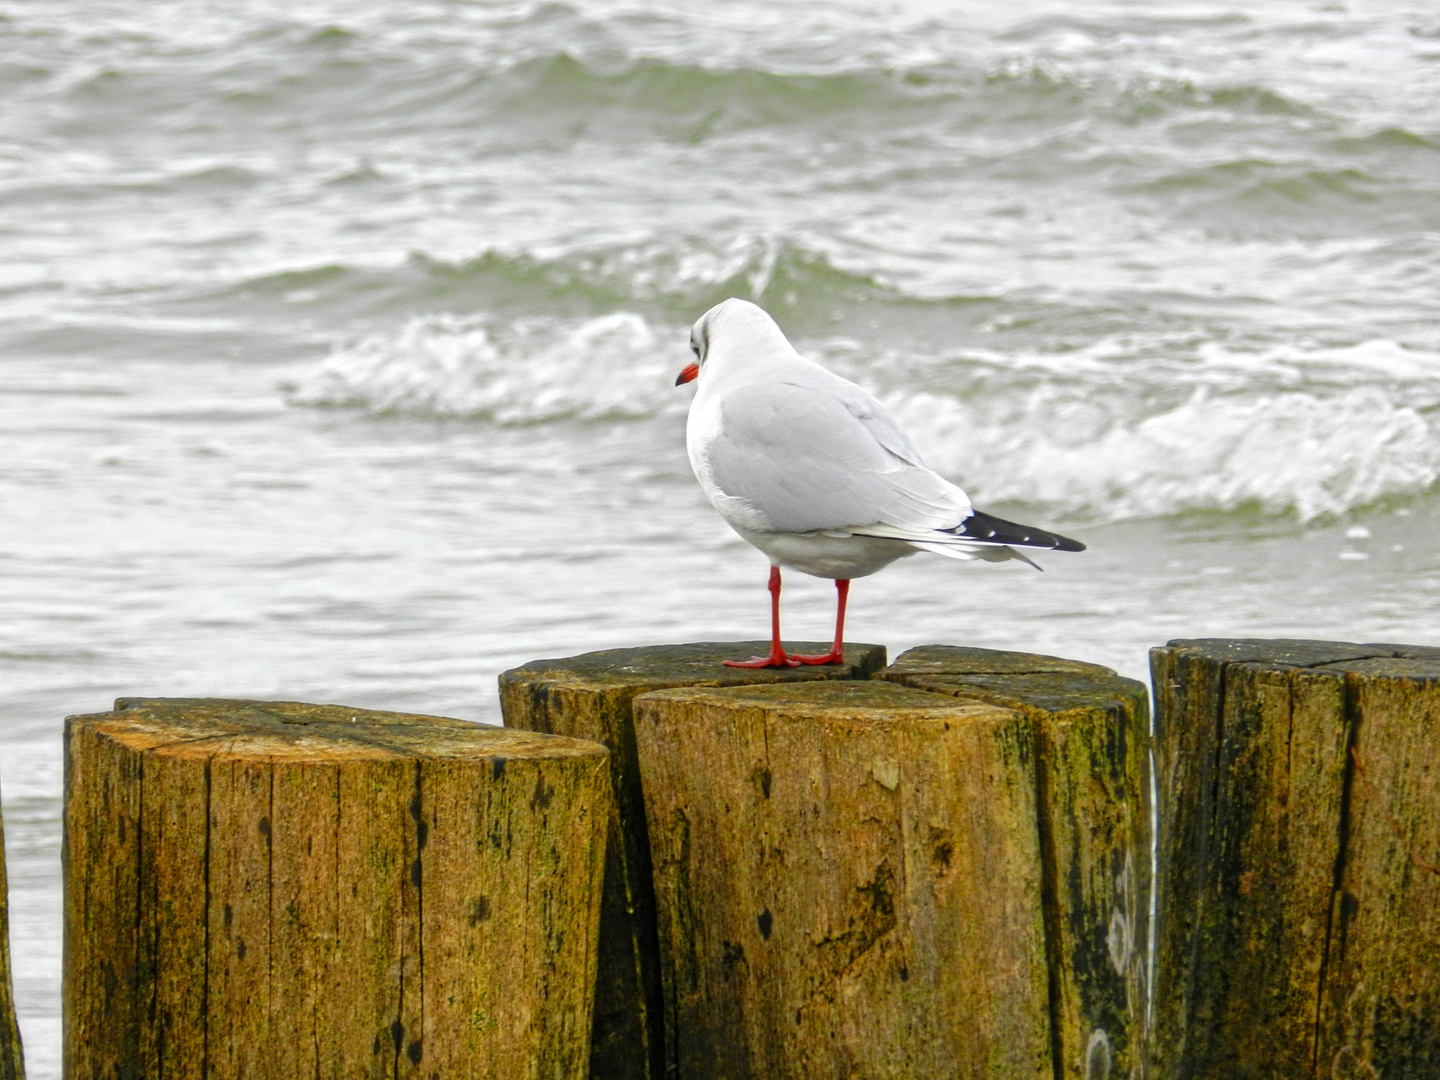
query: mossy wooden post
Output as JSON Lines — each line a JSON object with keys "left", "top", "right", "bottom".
{"left": 1151, "top": 639, "right": 1440, "bottom": 1079}
{"left": 634, "top": 680, "right": 1052, "bottom": 1080}
{"left": 0, "top": 792, "right": 24, "bottom": 1080}
{"left": 498, "top": 642, "right": 886, "bottom": 1080}
{"left": 877, "top": 646, "right": 1151, "bottom": 1080}
{"left": 63, "top": 697, "right": 610, "bottom": 1080}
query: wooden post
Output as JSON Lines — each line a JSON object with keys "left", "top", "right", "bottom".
{"left": 63, "top": 697, "right": 610, "bottom": 1080}
{"left": 0, "top": 793, "right": 24, "bottom": 1080}
{"left": 498, "top": 641, "right": 886, "bottom": 1080}
{"left": 877, "top": 646, "right": 1152, "bottom": 1080}
{"left": 634, "top": 679, "right": 1052, "bottom": 1080}
{"left": 1151, "top": 639, "right": 1440, "bottom": 1079}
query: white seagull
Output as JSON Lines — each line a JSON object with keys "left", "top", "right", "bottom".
{"left": 675, "top": 298, "right": 1084, "bottom": 669}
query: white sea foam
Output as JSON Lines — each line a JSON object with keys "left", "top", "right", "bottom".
{"left": 295, "top": 318, "right": 1439, "bottom": 522}
{"left": 887, "top": 339, "right": 1440, "bottom": 522}
{"left": 289, "top": 311, "right": 679, "bottom": 423}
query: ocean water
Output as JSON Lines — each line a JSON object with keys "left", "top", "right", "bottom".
{"left": 3, "top": 0, "right": 1439, "bottom": 1071}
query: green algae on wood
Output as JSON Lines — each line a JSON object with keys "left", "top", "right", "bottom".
{"left": 498, "top": 641, "right": 885, "bottom": 1080}
{"left": 877, "top": 645, "right": 1151, "bottom": 1080}
{"left": 633, "top": 679, "right": 1052, "bottom": 1080}
{"left": 877, "top": 644, "right": 1108, "bottom": 678}
{"left": 1151, "top": 639, "right": 1440, "bottom": 1080}
{"left": 64, "top": 698, "right": 609, "bottom": 1080}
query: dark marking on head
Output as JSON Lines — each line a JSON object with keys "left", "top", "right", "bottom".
{"left": 690, "top": 320, "right": 709, "bottom": 364}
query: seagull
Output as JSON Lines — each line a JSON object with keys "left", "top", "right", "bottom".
{"left": 675, "top": 298, "right": 1085, "bottom": 669}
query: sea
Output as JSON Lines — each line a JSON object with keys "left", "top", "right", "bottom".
{"left": 3, "top": 0, "right": 1439, "bottom": 1071}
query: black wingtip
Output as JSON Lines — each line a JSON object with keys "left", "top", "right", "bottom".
{"left": 951, "top": 508, "right": 1086, "bottom": 552}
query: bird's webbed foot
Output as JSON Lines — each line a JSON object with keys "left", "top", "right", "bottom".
{"left": 723, "top": 648, "right": 802, "bottom": 669}
{"left": 786, "top": 649, "right": 845, "bottom": 666}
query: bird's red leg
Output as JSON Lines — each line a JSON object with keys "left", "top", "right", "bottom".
{"left": 790, "top": 578, "right": 849, "bottom": 665}
{"left": 725, "top": 565, "right": 799, "bottom": 668}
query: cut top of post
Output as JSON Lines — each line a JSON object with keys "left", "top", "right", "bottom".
{"left": 501, "top": 641, "right": 887, "bottom": 697}
{"left": 638, "top": 678, "right": 1017, "bottom": 724}
{"left": 76, "top": 697, "right": 608, "bottom": 764}
{"left": 881, "top": 645, "right": 1112, "bottom": 677}
{"left": 1156, "top": 637, "right": 1440, "bottom": 669}
{"left": 877, "top": 646, "right": 1146, "bottom": 721}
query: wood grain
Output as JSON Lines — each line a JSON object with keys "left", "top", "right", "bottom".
{"left": 877, "top": 646, "right": 1151, "bottom": 1080}
{"left": 499, "top": 641, "right": 886, "bottom": 1080}
{"left": 63, "top": 698, "right": 610, "bottom": 1080}
{"left": 634, "top": 679, "right": 1052, "bottom": 1080}
{"left": 1151, "top": 639, "right": 1440, "bottom": 1079}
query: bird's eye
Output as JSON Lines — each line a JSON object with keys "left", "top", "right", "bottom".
{"left": 690, "top": 343, "right": 701, "bottom": 359}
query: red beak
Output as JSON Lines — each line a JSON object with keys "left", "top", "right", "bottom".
{"left": 675, "top": 362, "right": 699, "bottom": 386}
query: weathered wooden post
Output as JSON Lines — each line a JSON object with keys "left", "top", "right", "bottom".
{"left": 633, "top": 679, "right": 1052, "bottom": 1079}
{"left": 64, "top": 697, "right": 610, "bottom": 1080}
{"left": 0, "top": 793, "right": 24, "bottom": 1080}
{"left": 877, "top": 646, "right": 1151, "bottom": 1080}
{"left": 1151, "top": 639, "right": 1440, "bottom": 1079}
{"left": 499, "top": 641, "right": 886, "bottom": 1080}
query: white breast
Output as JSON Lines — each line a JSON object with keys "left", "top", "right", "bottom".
{"left": 686, "top": 380, "right": 776, "bottom": 534}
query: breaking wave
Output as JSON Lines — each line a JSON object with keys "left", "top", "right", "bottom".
{"left": 287, "top": 311, "right": 677, "bottom": 424}
{"left": 885, "top": 338, "right": 1440, "bottom": 523}
{"left": 292, "top": 316, "right": 1440, "bottom": 522}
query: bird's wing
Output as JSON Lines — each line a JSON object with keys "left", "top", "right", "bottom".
{"left": 703, "top": 375, "right": 971, "bottom": 534}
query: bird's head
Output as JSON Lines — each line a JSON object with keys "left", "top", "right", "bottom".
{"left": 675, "top": 298, "right": 788, "bottom": 386}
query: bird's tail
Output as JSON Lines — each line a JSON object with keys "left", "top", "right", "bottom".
{"left": 849, "top": 508, "right": 1083, "bottom": 572}
{"left": 902, "top": 538, "right": 1044, "bottom": 571}
{"left": 941, "top": 509, "right": 1086, "bottom": 552}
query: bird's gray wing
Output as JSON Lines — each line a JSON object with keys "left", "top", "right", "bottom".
{"left": 705, "top": 377, "right": 971, "bottom": 534}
